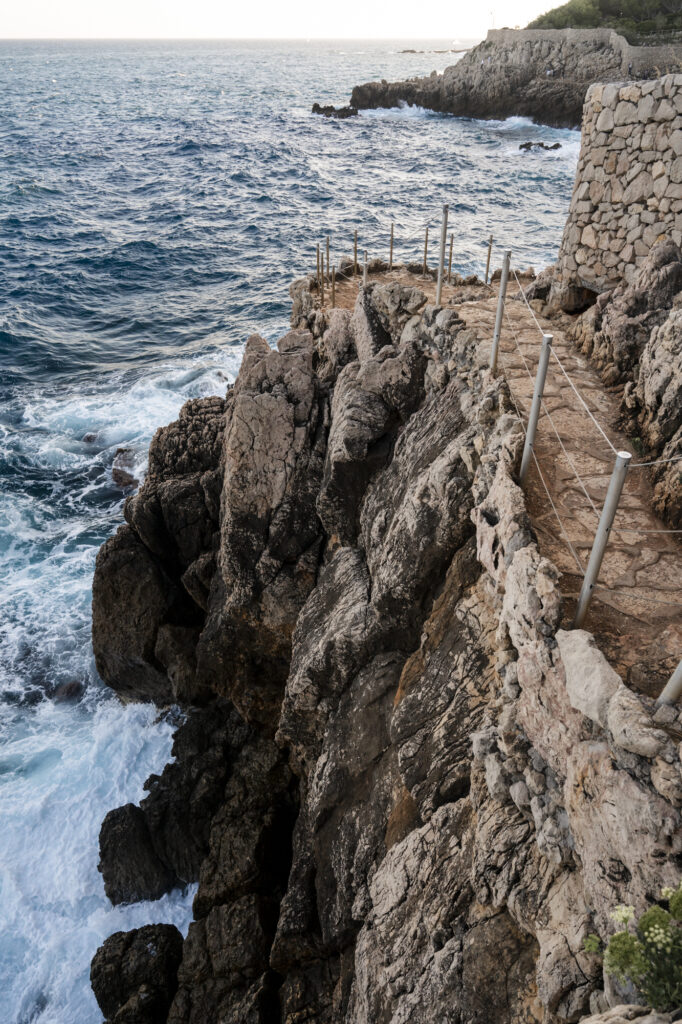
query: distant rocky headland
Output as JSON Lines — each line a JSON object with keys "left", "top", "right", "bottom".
{"left": 349, "top": 28, "right": 682, "bottom": 127}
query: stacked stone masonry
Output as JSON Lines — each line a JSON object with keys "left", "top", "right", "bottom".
{"left": 554, "top": 74, "right": 682, "bottom": 306}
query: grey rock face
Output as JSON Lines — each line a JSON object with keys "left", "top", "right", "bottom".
{"left": 91, "top": 278, "right": 682, "bottom": 1024}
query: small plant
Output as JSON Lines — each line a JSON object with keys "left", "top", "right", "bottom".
{"left": 583, "top": 884, "right": 682, "bottom": 1012}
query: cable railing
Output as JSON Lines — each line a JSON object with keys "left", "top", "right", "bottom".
{"left": 494, "top": 252, "right": 682, "bottom": 703}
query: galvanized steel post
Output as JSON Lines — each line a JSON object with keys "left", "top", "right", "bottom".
{"left": 353, "top": 229, "right": 358, "bottom": 277}
{"left": 572, "top": 450, "right": 632, "bottom": 629}
{"left": 423, "top": 226, "right": 428, "bottom": 275}
{"left": 658, "top": 658, "right": 682, "bottom": 705}
{"left": 490, "top": 249, "right": 511, "bottom": 374}
{"left": 436, "top": 204, "right": 449, "bottom": 306}
{"left": 519, "top": 333, "right": 553, "bottom": 485}
{"left": 484, "top": 234, "right": 493, "bottom": 285}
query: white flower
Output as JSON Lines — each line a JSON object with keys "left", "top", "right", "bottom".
{"left": 611, "top": 905, "right": 635, "bottom": 925}
{"left": 661, "top": 886, "right": 675, "bottom": 900}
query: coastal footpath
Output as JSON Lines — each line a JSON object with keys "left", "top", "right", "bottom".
{"left": 349, "top": 28, "right": 682, "bottom": 128}
{"left": 88, "top": 77, "right": 682, "bottom": 1024}
{"left": 543, "top": 74, "right": 682, "bottom": 528}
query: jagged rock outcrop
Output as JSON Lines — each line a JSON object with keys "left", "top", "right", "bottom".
{"left": 348, "top": 29, "right": 682, "bottom": 128}
{"left": 98, "top": 702, "right": 250, "bottom": 904}
{"left": 92, "top": 279, "right": 682, "bottom": 1024}
{"left": 91, "top": 925, "right": 184, "bottom": 1024}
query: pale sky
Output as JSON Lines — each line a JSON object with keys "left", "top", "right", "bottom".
{"left": 0, "top": 0, "right": 556, "bottom": 40}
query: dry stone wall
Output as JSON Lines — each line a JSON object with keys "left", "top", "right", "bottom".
{"left": 552, "top": 74, "right": 682, "bottom": 309}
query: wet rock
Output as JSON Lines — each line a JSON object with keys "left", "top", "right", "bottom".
{"left": 98, "top": 702, "right": 249, "bottom": 905}
{"left": 519, "top": 140, "right": 561, "bottom": 150}
{"left": 90, "top": 924, "right": 183, "bottom": 1024}
{"left": 112, "top": 448, "right": 138, "bottom": 489}
{"left": 311, "top": 102, "right": 358, "bottom": 119}
{"left": 93, "top": 395, "right": 226, "bottom": 705}
{"left": 52, "top": 680, "right": 84, "bottom": 702}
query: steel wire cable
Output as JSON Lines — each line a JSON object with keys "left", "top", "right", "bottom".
{"left": 503, "top": 310, "right": 601, "bottom": 522}
{"left": 512, "top": 269, "right": 545, "bottom": 335}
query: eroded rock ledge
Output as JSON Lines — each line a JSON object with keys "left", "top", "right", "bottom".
{"left": 91, "top": 279, "right": 682, "bottom": 1024}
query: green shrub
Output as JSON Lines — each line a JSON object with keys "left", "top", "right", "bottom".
{"left": 583, "top": 884, "right": 682, "bottom": 1012}
{"left": 527, "top": 0, "right": 682, "bottom": 42}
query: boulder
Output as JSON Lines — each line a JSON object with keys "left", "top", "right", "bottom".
{"left": 90, "top": 924, "right": 183, "bottom": 1024}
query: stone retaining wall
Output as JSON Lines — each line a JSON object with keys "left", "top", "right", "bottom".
{"left": 488, "top": 28, "right": 682, "bottom": 78}
{"left": 551, "top": 74, "right": 682, "bottom": 310}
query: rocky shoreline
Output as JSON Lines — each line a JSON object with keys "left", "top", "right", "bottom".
{"left": 347, "top": 28, "right": 682, "bottom": 128}
{"left": 89, "top": 249, "right": 682, "bottom": 1022}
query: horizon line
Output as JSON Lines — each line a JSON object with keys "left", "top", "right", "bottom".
{"left": 0, "top": 35, "right": 485, "bottom": 42}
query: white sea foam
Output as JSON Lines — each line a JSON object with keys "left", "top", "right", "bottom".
{"left": 0, "top": 697, "right": 196, "bottom": 1024}
{"left": 0, "top": 346, "right": 242, "bottom": 1023}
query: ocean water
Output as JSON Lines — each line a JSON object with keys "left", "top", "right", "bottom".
{"left": 0, "top": 39, "right": 580, "bottom": 1023}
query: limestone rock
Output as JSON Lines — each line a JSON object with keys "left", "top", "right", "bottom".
{"left": 556, "top": 629, "right": 621, "bottom": 728}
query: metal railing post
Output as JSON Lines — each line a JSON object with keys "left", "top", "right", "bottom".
{"left": 572, "top": 450, "right": 632, "bottom": 629}
{"left": 331, "top": 266, "right": 336, "bottom": 308}
{"left": 389, "top": 223, "right": 394, "bottom": 270}
{"left": 353, "top": 230, "right": 358, "bottom": 277}
{"left": 490, "top": 249, "right": 511, "bottom": 374}
{"left": 485, "top": 234, "right": 494, "bottom": 284}
{"left": 519, "top": 333, "right": 553, "bottom": 484}
{"left": 423, "top": 226, "right": 428, "bottom": 275}
{"left": 448, "top": 233, "right": 453, "bottom": 283}
{"left": 436, "top": 203, "right": 449, "bottom": 306}
{"left": 326, "top": 235, "right": 330, "bottom": 280}
{"left": 658, "top": 658, "right": 682, "bottom": 705}
{"left": 363, "top": 249, "right": 368, "bottom": 287}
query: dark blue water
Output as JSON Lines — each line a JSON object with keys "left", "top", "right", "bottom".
{"left": 0, "top": 39, "right": 580, "bottom": 1023}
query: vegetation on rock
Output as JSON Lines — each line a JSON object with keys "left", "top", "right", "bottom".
{"left": 584, "top": 884, "right": 682, "bottom": 1011}
{"left": 528, "top": 0, "right": 682, "bottom": 42}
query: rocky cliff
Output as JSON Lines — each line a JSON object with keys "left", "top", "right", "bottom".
{"left": 90, "top": 271, "right": 682, "bottom": 1024}
{"left": 349, "top": 29, "right": 682, "bottom": 128}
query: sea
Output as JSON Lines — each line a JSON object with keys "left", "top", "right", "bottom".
{"left": 0, "top": 38, "right": 581, "bottom": 1024}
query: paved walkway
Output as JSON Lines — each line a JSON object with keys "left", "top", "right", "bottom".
{"left": 329, "top": 268, "right": 682, "bottom": 697}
